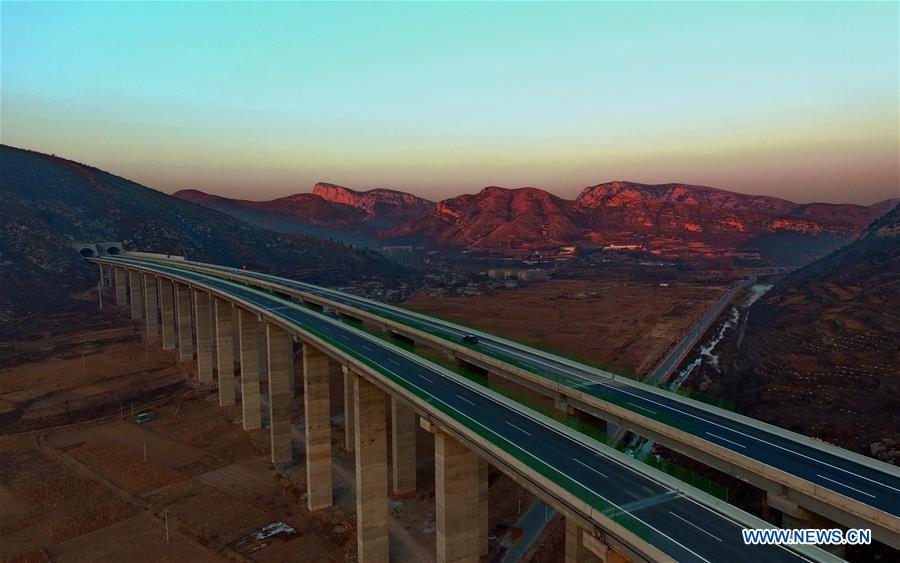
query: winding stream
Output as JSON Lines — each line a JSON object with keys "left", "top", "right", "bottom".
{"left": 626, "top": 284, "right": 774, "bottom": 459}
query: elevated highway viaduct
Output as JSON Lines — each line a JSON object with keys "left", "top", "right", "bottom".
{"left": 90, "top": 256, "right": 840, "bottom": 563}
{"left": 98, "top": 255, "right": 900, "bottom": 552}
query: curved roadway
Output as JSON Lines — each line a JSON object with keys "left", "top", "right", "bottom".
{"left": 100, "top": 256, "right": 831, "bottom": 563}
{"left": 152, "top": 257, "right": 900, "bottom": 521}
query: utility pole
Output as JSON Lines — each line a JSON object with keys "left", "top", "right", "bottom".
{"left": 164, "top": 510, "right": 170, "bottom": 543}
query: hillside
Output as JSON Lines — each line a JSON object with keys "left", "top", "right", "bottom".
{"left": 312, "top": 182, "right": 435, "bottom": 228}
{"left": 174, "top": 183, "right": 435, "bottom": 246}
{"left": 388, "top": 186, "right": 584, "bottom": 248}
{"left": 0, "top": 145, "right": 406, "bottom": 327}
{"left": 174, "top": 189, "right": 373, "bottom": 245}
{"left": 385, "top": 182, "right": 884, "bottom": 262}
{"left": 733, "top": 204, "right": 900, "bottom": 460}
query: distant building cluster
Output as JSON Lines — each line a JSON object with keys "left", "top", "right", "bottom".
{"left": 487, "top": 268, "right": 550, "bottom": 283}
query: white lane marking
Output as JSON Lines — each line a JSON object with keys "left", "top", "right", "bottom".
{"left": 678, "top": 496, "right": 818, "bottom": 563}
{"left": 456, "top": 394, "right": 476, "bottom": 407}
{"left": 706, "top": 432, "right": 746, "bottom": 449}
{"left": 572, "top": 458, "right": 608, "bottom": 478}
{"left": 385, "top": 376, "right": 714, "bottom": 563}
{"left": 418, "top": 374, "right": 434, "bottom": 384}
{"left": 669, "top": 511, "right": 722, "bottom": 542}
{"left": 268, "top": 306, "right": 294, "bottom": 313}
{"left": 387, "top": 358, "right": 400, "bottom": 366}
{"left": 258, "top": 287, "right": 847, "bottom": 560}
{"left": 141, "top": 258, "right": 720, "bottom": 562}
{"left": 537, "top": 366, "right": 898, "bottom": 493}
{"left": 163, "top": 259, "right": 842, "bottom": 562}
{"left": 171, "top": 262, "right": 893, "bottom": 561}
{"left": 505, "top": 421, "right": 532, "bottom": 437}
{"left": 816, "top": 474, "right": 877, "bottom": 499}
{"left": 362, "top": 345, "right": 374, "bottom": 352}
{"left": 627, "top": 401, "right": 657, "bottom": 415}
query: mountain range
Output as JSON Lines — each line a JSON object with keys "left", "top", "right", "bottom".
{"left": 0, "top": 145, "right": 405, "bottom": 326}
{"left": 175, "top": 183, "right": 435, "bottom": 246}
{"left": 177, "top": 181, "right": 895, "bottom": 262}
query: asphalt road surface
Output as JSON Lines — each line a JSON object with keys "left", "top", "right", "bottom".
{"left": 101, "top": 257, "right": 829, "bottom": 563}
{"left": 163, "top": 258, "right": 900, "bottom": 519}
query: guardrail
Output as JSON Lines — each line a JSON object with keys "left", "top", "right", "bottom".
{"left": 107, "top": 255, "right": 900, "bottom": 549}
{"left": 96, "top": 256, "right": 843, "bottom": 562}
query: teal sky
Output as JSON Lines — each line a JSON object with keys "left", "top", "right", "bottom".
{"left": 2, "top": 1, "right": 898, "bottom": 204}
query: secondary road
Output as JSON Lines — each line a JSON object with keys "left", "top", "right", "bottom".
{"left": 100, "top": 257, "right": 828, "bottom": 563}
{"left": 144, "top": 257, "right": 900, "bottom": 522}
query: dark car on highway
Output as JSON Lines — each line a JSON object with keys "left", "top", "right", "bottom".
{"left": 463, "top": 334, "right": 479, "bottom": 344}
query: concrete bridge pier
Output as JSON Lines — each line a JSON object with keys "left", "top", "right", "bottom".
{"left": 391, "top": 398, "right": 417, "bottom": 495}
{"left": 215, "top": 298, "right": 236, "bottom": 406}
{"left": 766, "top": 492, "right": 847, "bottom": 558}
{"left": 142, "top": 273, "right": 159, "bottom": 339}
{"left": 566, "top": 520, "right": 628, "bottom": 563}
{"left": 128, "top": 270, "right": 143, "bottom": 320}
{"left": 114, "top": 268, "right": 128, "bottom": 306}
{"left": 478, "top": 459, "right": 489, "bottom": 556}
{"left": 433, "top": 429, "right": 481, "bottom": 563}
{"left": 238, "top": 309, "right": 262, "bottom": 430}
{"left": 257, "top": 320, "right": 268, "bottom": 384}
{"left": 267, "top": 323, "right": 294, "bottom": 464}
{"left": 159, "top": 278, "right": 176, "bottom": 350}
{"left": 290, "top": 340, "right": 300, "bottom": 398}
{"left": 175, "top": 283, "right": 194, "bottom": 362}
{"left": 566, "top": 519, "right": 601, "bottom": 563}
{"left": 352, "top": 369, "right": 390, "bottom": 562}
{"left": 342, "top": 366, "right": 355, "bottom": 452}
{"left": 303, "top": 344, "right": 333, "bottom": 511}
{"left": 554, "top": 396, "right": 577, "bottom": 417}
{"left": 193, "top": 290, "right": 213, "bottom": 383}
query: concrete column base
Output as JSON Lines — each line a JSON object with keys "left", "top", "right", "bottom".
{"left": 238, "top": 309, "right": 262, "bottom": 430}
{"left": 175, "top": 283, "right": 194, "bottom": 362}
{"left": 435, "top": 432, "right": 480, "bottom": 563}
{"left": 479, "top": 459, "right": 489, "bottom": 556}
{"left": 128, "top": 270, "right": 143, "bottom": 320}
{"left": 215, "top": 298, "right": 235, "bottom": 406}
{"left": 257, "top": 320, "right": 268, "bottom": 383}
{"left": 343, "top": 366, "right": 355, "bottom": 452}
{"left": 565, "top": 519, "right": 601, "bottom": 563}
{"left": 159, "top": 278, "right": 176, "bottom": 350}
{"left": 767, "top": 493, "right": 847, "bottom": 559}
{"left": 142, "top": 274, "right": 159, "bottom": 339}
{"left": 353, "top": 371, "right": 389, "bottom": 562}
{"left": 267, "top": 323, "right": 294, "bottom": 464}
{"left": 115, "top": 268, "right": 128, "bottom": 306}
{"left": 193, "top": 290, "right": 213, "bottom": 383}
{"left": 303, "top": 344, "right": 333, "bottom": 511}
{"left": 391, "top": 398, "right": 416, "bottom": 495}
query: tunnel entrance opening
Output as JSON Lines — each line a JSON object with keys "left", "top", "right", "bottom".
{"left": 79, "top": 248, "right": 96, "bottom": 257}
{"left": 106, "top": 246, "right": 122, "bottom": 255}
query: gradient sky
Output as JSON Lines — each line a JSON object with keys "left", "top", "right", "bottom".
{"left": 2, "top": 1, "right": 898, "bottom": 204}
